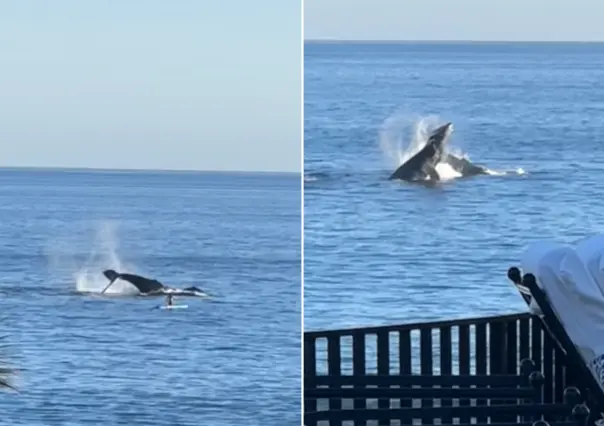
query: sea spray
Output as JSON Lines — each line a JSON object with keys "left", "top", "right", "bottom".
{"left": 45, "top": 221, "right": 138, "bottom": 294}
{"left": 378, "top": 113, "right": 443, "bottom": 168}
{"left": 74, "top": 222, "right": 138, "bottom": 294}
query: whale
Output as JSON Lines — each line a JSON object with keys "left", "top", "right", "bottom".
{"left": 388, "top": 122, "right": 453, "bottom": 181}
{"left": 101, "top": 269, "right": 208, "bottom": 297}
{"left": 443, "top": 152, "right": 489, "bottom": 178}
{"left": 388, "top": 122, "right": 489, "bottom": 181}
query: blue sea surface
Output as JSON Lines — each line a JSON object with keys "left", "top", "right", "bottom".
{"left": 0, "top": 168, "right": 301, "bottom": 425}
{"left": 304, "top": 41, "right": 604, "bottom": 331}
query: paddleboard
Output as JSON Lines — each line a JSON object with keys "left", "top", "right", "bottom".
{"left": 155, "top": 304, "right": 188, "bottom": 310}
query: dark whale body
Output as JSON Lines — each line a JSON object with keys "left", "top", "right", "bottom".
{"left": 101, "top": 269, "right": 207, "bottom": 297}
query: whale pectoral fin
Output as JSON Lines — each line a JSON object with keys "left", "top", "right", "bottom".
{"left": 101, "top": 277, "right": 118, "bottom": 294}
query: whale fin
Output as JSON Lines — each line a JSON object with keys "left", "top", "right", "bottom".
{"left": 101, "top": 269, "right": 121, "bottom": 294}
{"left": 103, "top": 269, "right": 120, "bottom": 282}
{"left": 101, "top": 277, "right": 118, "bottom": 294}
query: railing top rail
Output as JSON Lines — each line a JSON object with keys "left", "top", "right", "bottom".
{"left": 304, "top": 311, "right": 531, "bottom": 338}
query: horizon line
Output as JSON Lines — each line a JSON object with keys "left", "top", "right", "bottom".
{"left": 0, "top": 165, "right": 301, "bottom": 176}
{"left": 304, "top": 38, "right": 604, "bottom": 44}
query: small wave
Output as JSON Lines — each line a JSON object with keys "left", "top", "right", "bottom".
{"left": 304, "top": 171, "right": 331, "bottom": 183}
{"left": 484, "top": 167, "right": 527, "bottom": 177}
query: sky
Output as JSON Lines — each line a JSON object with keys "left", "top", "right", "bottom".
{"left": 0, "top": 1, "right": 301, "bottom": 173}
{"left": 305, "top": 0, "right": 604, "bottom": 42}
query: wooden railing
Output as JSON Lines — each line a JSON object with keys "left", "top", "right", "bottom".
{"left": 305, "top": 312, "right": 583, "bottom": 423}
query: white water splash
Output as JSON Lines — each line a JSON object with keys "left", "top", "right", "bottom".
{"left": 379, "top": 113, "right": 443, "bottom": 168}
{"left": 74, "top": 222, "right": 138, "bottom": 294}
{"left": 434, "top": 162, "right": 462, "bottom": 181}
{"left": 45, "top": 221, "right": 139, "bottom": 295}
{"left": 487, "top": 167, "right": 527, "bottom": 177}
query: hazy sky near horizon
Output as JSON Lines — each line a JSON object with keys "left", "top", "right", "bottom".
{"left": 305, "top": 0, "right": 604, "bottom": 42}
{"left": 0, "top": 1, "right": 301, "bottom": 172}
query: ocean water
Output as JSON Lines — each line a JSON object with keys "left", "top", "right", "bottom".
{"left": 0, "top": 168, "right": 301, "bottom": 425}
{"left": 304, "top": 41, "right": 604, "bottom": 331}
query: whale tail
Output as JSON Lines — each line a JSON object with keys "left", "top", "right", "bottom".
{"left": 103, "top": 269, "right": 120, "bottom": 281}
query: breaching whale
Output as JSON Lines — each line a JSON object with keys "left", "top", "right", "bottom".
{"left": 388, "top": 122, "right": 488, "bottom": 182}
{"left": 101, "top": 269, "right": 208, "bottom": 297}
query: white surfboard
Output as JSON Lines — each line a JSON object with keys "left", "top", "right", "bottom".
{"left": 156, "top": 304, "right": 188, "bottom": 310}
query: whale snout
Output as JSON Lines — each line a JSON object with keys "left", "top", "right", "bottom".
{"left": 436, "top": 122, "right": 454, "bottom": 144}
{"left": 438, "top": 122, "right": 453, "bottom": 138}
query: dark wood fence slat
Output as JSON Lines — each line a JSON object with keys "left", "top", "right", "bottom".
{"left": 376, "top": 330, "right": 390, "bottom": 426}
{"left": 543, "top": 326, "right": 555, "bottom": 414}
{"left": 475, "top": 322, "right": 488, "bottom": 422}
{"left": 531, "top": 317, "right": 543, "bottom": 371}
{"left": 351, "top": 331, "right": 366, "bottom": 423}
{"left": 303, "top": 336, "right": 317, "bottom": 423}
{"left": 398, "top": 329, "right": 412, "bottom": 411}
{"left": 519, "top": 317, "right": 530, "bottom": 364}
{"left": 506, "top": 319, "right": 518, "bottom": 375}
{"left": 531, "top": 317, "right": 544, "bottom": 407}
{"left": 439, "top": 326, "right": 453, "bottom": 424}
{"left": 440, "top": 326, "right": 452, "bottom": 374}
{"left": 554, "top": 347, "right": 565, "bottom": 410}
{"left": 475, "top": 322, "right": 487, "bottom": 375}
{"left": 327, "top": 335, "right": 342, "bottom": 425}
{"left": 504, "top": 320, "right": 518, "bottom": 422}
{"left": 457, "top": 324, "right": 471, "bottom": 423}
{"left": 489, "top": 322, "right": 505, "bottom": 375}
{"left": 419, "top": 328, "right": 433, "bottom": 424}
{"left": 489, "top": 321, "right": 506, "bottom": 423}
